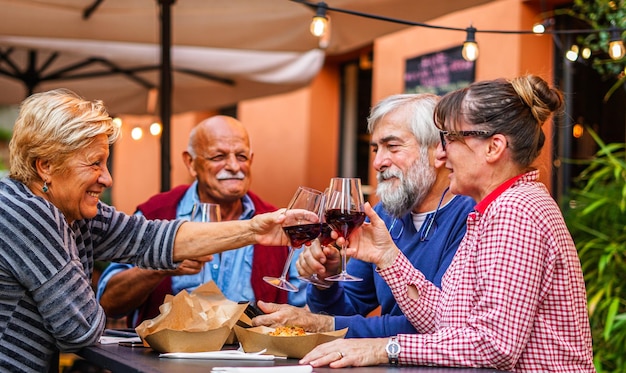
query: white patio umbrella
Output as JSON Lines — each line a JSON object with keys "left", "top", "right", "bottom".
{"left": 0, "top": 36, "right": 324, "bottom": 115}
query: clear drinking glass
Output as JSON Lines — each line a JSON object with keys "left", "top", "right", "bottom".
{"left": 191, "top": 203, "right": 221, "bottom": 281}
{"left": 297, "top": 188, "right": 333, "bottom": 288}
{"left": 263, "top": 186, "right": 324, "bottom": 292}
{"left": 324, "top": 177, "right": 365, "bottom": 282}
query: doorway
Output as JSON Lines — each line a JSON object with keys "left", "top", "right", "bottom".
{"left": 337, "top": 50, "right": 373, "bottom": 198}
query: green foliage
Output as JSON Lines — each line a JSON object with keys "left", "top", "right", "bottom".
{"left": 563, "top": 128, "right": 626, "bottom": 373}
{"left": 0, "top": 127, "right": 11, "bottom": 142}
{"left": 0, "top": 128, "right": 10, "bottom": 171}
{"left": 568, "top": 0, "right": 626, "bottom": 100}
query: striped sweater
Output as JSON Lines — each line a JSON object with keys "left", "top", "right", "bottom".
{"left": 0, "top": 177, "right": 183, "bottom": 372}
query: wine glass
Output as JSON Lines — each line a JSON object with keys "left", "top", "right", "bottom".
{"left": 324, "top": 177, "right": 366, "bottom": 282}
{"left": 297, "top": 189, "right": 333, "bottom": 288}
{"left": 191, "top": 203, "right": 221, "bottom": 282}
{"left": 263, "top": 186, "right": 324, "bottom": 292}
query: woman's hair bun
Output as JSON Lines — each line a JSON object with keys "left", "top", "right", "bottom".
{"left": 511, "top": 75, "right": 563, "bottom": 126}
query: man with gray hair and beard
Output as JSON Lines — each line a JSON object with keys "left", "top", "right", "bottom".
{"left": 97, "top": 115, "right": 305, "bottom": 328}
{"left": 251, "top": 94, "right": 475, "bottom": 338}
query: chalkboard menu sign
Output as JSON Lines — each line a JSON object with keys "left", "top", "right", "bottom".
{"left": 404, "top": 45, "right": 475, "bottom": 95}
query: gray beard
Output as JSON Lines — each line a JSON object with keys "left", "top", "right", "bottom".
{"left": 376, "top": 161, "right": 437, "bottom": 218}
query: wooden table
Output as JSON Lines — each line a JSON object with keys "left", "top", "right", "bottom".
{"left": 77, "top": 343, "right": 511, "bottom": 373}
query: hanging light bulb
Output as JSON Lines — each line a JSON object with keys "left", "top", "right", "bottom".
{"left": 310, "top": 2, "right": 329, "bottom": 38}
{"left": 565, "top": 45, "right": 579, "bottom": 62}
{"left": 608, "top": 26, "right": 625, "bottom": 60}
{"left": 572, "top": 123, "right": 584, "bottom": 138}
{"left": 131, "top": 126, "right": 143, "bottom": 141}
{"left": 581, "top": 47, "right": 592, "bottom": 59}
{"left": 112, "top": 117, "right": 123, "bottom": 128}
{"left": 149, "top": 121, "right": 162, "bottom": 136}
{"left": 532, "top": 22, "right": 546, "bottom": 34}
{"left": 462, "top": 26, "right": 479, "bottom": 62}
{"left": 532, "top": 18, "right": 554, "bottom": 35}
{"left": 318, "top": 14, "right": 332, "bottom": 49}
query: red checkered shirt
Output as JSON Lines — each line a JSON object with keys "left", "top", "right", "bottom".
{"left": 378, "top": 170, "right": 595, "bottom": 372}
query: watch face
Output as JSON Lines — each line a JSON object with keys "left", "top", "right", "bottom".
{"left": 387, "top": 343, "right": 400, "bottom": 354}
{"left": 386, "top": 338, "right": 401, "bottom": 355}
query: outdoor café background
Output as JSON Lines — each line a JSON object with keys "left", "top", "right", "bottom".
{"left": 0, "top": 0, "right": 624, "bottom": 216}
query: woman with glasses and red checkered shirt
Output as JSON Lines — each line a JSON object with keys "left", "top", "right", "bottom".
{"left": 299, "top": 75, "right": 594, "bottom": 373}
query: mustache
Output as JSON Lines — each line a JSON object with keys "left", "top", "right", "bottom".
{"left": 216, "top": 170, "right": 246, "bottom": 180}
{"left": 377, "top": 169, "right": 402, "bottom": 182}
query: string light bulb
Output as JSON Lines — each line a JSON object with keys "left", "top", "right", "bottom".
{"left": 608, "top": 26, "right": 625, "bottom": 60}
{"left": 581, "top": 47, "right": 592, "bottom": 59}
{"left": 462, "top": 26, "right": 479, "bottom": 62}
{"left": 112, "top": 117, "right": 123, "bottom": 128}
{"left": 130, "top": 127, "right": 143, "bottom": 141}
{"left": 317, "top": 14, "right": 331, "bottom": 48}
{"left": 149, "top": 122, "right": 162, "bottom": 136}
{"left": 532, "top": 22, "right": 546, "bottom": 34}
{"left": 566, "top": 45, "right": 579, "bottom": 62}
{"left": 532, "top": 18, "right": 554, "bottom": 34}
{"left": 310, "top": 2, "right": 329, "bottom": 37}
{"left": 572, "top": 123, "right": 584, "bottom": 138}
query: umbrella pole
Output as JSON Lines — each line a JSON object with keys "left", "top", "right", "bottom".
{"left": 159, "top": 0, "right": 174, "bottom": 192}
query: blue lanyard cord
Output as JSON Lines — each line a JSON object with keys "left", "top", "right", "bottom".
{"left": 420, "top": 186, "right": 449, "bottom": 242}
{"left": 388, "top": 187, "right": 450, "bottom": 242}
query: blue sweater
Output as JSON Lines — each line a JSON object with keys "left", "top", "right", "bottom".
{"left": 307, "top": 195, "right": 475, "bottom": 338}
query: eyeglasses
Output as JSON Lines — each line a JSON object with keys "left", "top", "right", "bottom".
{"left": 439, "top": 130, "right": 495, "bottom": 151}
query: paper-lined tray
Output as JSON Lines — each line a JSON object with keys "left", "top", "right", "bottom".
{"left": 136, "top": 282, "right": 248, "bottom": 353}
{"left": 234, "top": 325, "right": 347, "bottom": 359}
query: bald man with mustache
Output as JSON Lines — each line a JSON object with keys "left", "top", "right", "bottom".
{"left": 97, "top": 115, "right": 305, "bottom": 328}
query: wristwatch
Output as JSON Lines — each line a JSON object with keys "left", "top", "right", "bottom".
{"left": 385, "top": 336, "right": 401, "bottom": 365}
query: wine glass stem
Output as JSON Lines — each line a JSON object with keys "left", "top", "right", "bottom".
{"left": 340, "top": 244, "right": 348, "bottom": 275}
{"left": 280, "top": 247, "right": 297, "bottom": 280}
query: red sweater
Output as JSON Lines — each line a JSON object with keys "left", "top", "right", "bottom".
{"left": 129, "top": 185, "right": 288, "bottom": 327}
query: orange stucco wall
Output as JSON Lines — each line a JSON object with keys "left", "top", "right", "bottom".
{"left": 111, "top": 111, "right": 214, "bottom": 214}
{"left": 111, "top": 66, "right": 340, "bottom": 212}
{"left": 239, "top": 65, "right": 340, "bottom": 208}
{"left": 111, "top": 0, "right": 555, "bottom": 213}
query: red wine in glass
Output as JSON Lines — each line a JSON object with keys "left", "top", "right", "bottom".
{"left": 283, "top": 223, "right": 322, "bottom": 248}
{"left": 297, "top": 221, "right": 335, "bottom": 289}
{"left": 263, "top": 186, "right": 323, "bottom": 292}
{"left": 324, "top": 209, "right": 366, "bottom": 239}
{"left": 318, "top": 222, "right": 335, "bottom": 246}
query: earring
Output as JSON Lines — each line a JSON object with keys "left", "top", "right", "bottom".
{"left": 42, "top": 181, "right": 49, "bottom": 193}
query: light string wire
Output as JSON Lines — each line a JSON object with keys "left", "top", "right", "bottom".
{"left": 289, "top": 0, "right": 625, "bottom": 37}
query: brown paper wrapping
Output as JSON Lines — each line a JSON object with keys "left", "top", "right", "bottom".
{"left": 135, "top": 281, "right": 247, "bottom": 353}
{"left": 234, "top": 325, "right": 348, "bottom": 358}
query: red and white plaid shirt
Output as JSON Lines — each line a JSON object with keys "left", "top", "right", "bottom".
{"left": 378, "top": 170, "right": 595, "bottom": 372}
